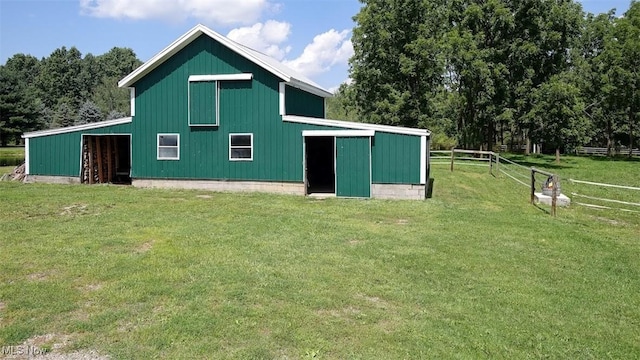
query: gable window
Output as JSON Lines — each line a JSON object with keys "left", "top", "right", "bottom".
{"left": 157, "top": 134, "right": 179, "bottom": 160}
{"left": 229, "top": 133, "right": 253, "bottom": 161}
{"left": 189, "top": 81, "right": 218, "bottom": 126}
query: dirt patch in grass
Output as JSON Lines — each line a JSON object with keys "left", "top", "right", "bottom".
{"left": 135, "top": 240, "right": 154, "bottom": 254}
{"left": 28, "top": 271, "right": 54, "bottom": 281}
{"left": 395, "top": 219, "right": 409, "bottom": 225}
{"left": 356, "top": 294, "right": 388, "bottom": 308}
{"left": 316, "top": 306, "right": 362, "bottom": 321}
{"left": 60, "top": 204, "right": 89, "bottom": 216}
{"left": 196, "top": 194, "right": 212, "bottom": 199}
{"left": 591, "top": 216, "right": 627, "bottom": 226}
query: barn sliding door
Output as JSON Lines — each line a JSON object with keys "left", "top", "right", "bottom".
{"left": 336, "top": 136, "right": 371, "bottom": 198}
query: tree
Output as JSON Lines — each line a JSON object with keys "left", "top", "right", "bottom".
{"left": 350, "top": 0, "right": 449, "bottom": 128}
{"left": 91, "top": 76, "right": 131, "bottom": 116}
{"left": 106, "top": 109, "right": 126, "bottom": 120}
{"left": 609, "top": 1, "right": 640, "bottom": 155}
{"left": 325, "top": 83, "right": 359, "bottom": 122}
{"left": 97, "top": 47, "right": 142, "bottom": 79}
{"left": 51, "top": 102, "right": 76, "bottom": 128}
{"left": 36, "top": 46, "right": 86, "bottom": 110}
{"left": 77, "top": 100, "right": 103, "bottom": 124}
{"left": 528, "top": 75, "right": 590, "bottom": 163}
{"left": 0, "top": 55, "right": 42, "bottom": 145}
{"left": 574, "top": 11, "right": 620, "bottom": 155}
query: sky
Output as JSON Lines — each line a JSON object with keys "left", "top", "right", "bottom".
{"left": 0, "top": 0, "right": 633, "bottom": 93}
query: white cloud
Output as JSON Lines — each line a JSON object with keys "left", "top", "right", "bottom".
{"left": 79, "top": 0, "right": 273, "bottom": 26}
{"left": 283, "top": 29, "right": 353, "bottom": 78}
{"left": 227, "top": 20, "right": 292, "bottom": 60}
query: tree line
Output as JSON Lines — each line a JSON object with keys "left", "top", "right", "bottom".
{"left": 0, "top": 47, "right": 142, "bottom": 146}
{"left": 327, "top": 0, "right": 640, "bottom": 160}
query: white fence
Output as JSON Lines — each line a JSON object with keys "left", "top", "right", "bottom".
{"left": 431, "top": 149, "right": 639, "bottom": 215}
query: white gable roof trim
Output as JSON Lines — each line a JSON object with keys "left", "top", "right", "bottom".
{"left": 282, "top": 115, "right": 430, "bottom": 137}
{"left": 118, "top": 24, "right": 333, "bottom": 98}
{"left": 22, "top": 117, "right": 133, "bottom": 139}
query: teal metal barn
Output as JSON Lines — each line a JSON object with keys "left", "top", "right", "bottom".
{"left": 23, "top": 25, "right": 431, "bottom": 199}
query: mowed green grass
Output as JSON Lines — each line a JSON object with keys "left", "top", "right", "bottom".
{"left": 0, "top": 162, "right": 639, "bottom": 359}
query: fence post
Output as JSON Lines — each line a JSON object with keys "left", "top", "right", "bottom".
{"left": 551, "top": 174, "right": 558, "bottom": 217}
{"left": 530, "top": 168, "right": 536, "bottom": 204}
{"left": 489, "top": 152, "right": 493, "bottom": 175}
{"left": 496, "top": 153, "right": 500, "bottom": 175}
{"left": 450, "top": 148, "right": 455, "bottom": 172}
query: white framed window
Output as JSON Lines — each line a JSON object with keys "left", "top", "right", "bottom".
{"left": 229, "top": 133, "right": 253, "bottom": 161}
{"left": 157, "top": 134, "right": 179, "bottom": 160}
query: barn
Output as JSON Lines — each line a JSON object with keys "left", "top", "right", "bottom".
{"left": 22, "top": 24, "right": 431, "bottom": 199}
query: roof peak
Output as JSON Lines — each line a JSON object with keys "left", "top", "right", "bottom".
{"left": 118, "top": 24, "right": 332, "bottom": 98}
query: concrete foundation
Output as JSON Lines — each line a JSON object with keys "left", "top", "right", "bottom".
{"left": 133, "top": 178, "right": 305, "bottom": 195}
{"left": 534, "top": 192, "right": 571, "bottom": 207}
{"left": 24, "top": 175, "right": 81, "bottom": 184}
{"left": 371, "top": 183, "right": 426, "bottom": 200}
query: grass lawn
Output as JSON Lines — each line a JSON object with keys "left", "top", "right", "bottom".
{"left": 0, "top": 160, "right": 639, "bottom": 358}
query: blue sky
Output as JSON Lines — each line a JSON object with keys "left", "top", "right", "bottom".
{"left": 0, "top": 0, "right": 632, "bottom": 92}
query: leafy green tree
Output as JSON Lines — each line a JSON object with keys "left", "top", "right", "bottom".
{"left": 98, "top": 47, "right": 142, "bottom": 79}
{"left": 609, "top": 1, "right": 640, "bottom": 155}
{"left": 325, "top": 83, "right": 359, "bottom": 121}
{"left": 36, "top": 46, "right": 85, "bottom": 110}
{"left": 574, "top": 11, "right": 620, "bottom": 155}
{"left": 528, "top": 75, "right": 590, "bottom": 163}
{"left": 350, "top": 0, "right": 449, "bottom": 128}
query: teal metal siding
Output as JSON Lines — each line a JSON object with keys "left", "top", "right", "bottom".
{"left": 131, "top": 34, "right": 331, "bottom": 182}
{"left": 336, "top": 136, "right": 371, "bottom": 197}
{"left": 28, "top": 123, "right": 132, "bottom": 176}
{"left": 285, "top": 85, "right": 325, "bottom": 118}
{"left": 371, "top": 132, "right": 421, "bottom": 184}
{"left": 189, "top": 81, "right": 217, "bottom": 125}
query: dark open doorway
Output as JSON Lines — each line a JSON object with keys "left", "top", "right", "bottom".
{"left": 81, "top": 135, "right": 131, "bottom": 184}
{"left": 305, "top": 136, "right": 335, "bottom": 194}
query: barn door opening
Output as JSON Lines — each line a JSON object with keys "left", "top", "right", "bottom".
{"left": 305, "top": 136, "right": 335, "bottom": 195}
{"left": 81, "top": 135, "right": 131, "bottom": 184}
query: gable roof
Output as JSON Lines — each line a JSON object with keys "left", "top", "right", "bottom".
{"left": 118, "top": 24, "right": 333, "bottom": 98}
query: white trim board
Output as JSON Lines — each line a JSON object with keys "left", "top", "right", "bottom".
{"left": 24, "top": 138, "right": 30, "bottom": 175}
{"left": 188, "top": 73, "right": 253, "bottom": 82}
{"left": 302, "top": 130, "right": 375, "bottom": 137}
{"left": 22, "top": 117, "right": 133, "bottom": 139}
{"left": 283, "top": 115, "right": 430, "bottom": 137}
{"left": 420, "top": 135, "right": 427, "bottom": 185}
